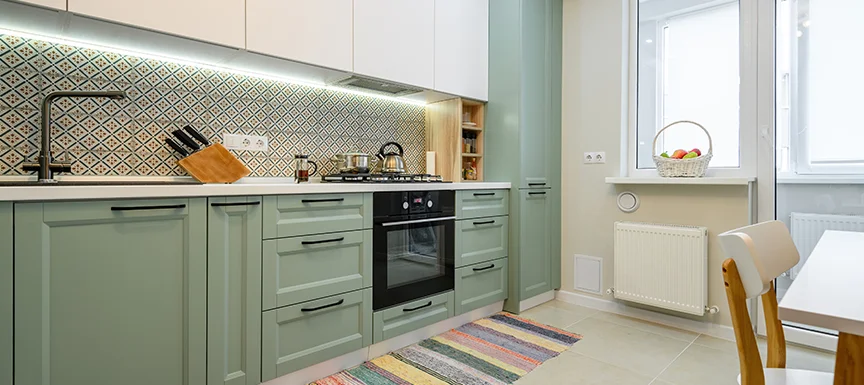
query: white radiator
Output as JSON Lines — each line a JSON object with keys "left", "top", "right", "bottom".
{"left": 790, "top": 212, "right": 864, "bottom": 279}
{"left": 613, "top": 222, "right": 709, "bottom": 316}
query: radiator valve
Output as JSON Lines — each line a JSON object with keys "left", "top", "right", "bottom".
{"left": 605, "top": 288, "right": 615, "bottom": 295}
{"left": 705, "top": 305, "right": 720, "bottom": 315}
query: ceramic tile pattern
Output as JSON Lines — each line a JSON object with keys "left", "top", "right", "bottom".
{"left": 0, "top": 34, "right": 426, "bottom": 177}
{"left": 514, "top": 300, "right": 837, "bottom": 385}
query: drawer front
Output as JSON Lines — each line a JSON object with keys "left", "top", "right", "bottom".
{"left": 456, "top": 216, "right": 509, "bottom": 267}
{"left": 262, "top": 230, "right": 372, "bottom": 310}
{"left": 263, "top": 193, "right": 372, "bottom": 239}
{"left": 261, "top": 289, "right": 372, "bottom": 381}
{"left": 373, "top": 291, "right": 454, "bottom": 343}
{"left": 456, "top": 190, "right": 509, "bottom": 219}
{"left": 455, "top": 258, "right": 508, "bottom": 315}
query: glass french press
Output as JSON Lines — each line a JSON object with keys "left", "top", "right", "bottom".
{"left": 293, "top": 154, "right": 318, "bottom": 183}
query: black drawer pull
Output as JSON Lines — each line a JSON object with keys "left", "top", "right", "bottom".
{"left": 473, "top": 192, "right": 495, "bottom": 197}
{"left": 528, "top": 183, "right": 547, "bottom": 187}
{"left": 473, "top": 264, "right": 496, "bottom": 272}
{"left": 111, "top": 204, "right": 186, "bottom": 212}
{"left": 301, "top": 237, "right": 345, "bottom": 245}
{"left": 528, "top": 192, "right": 547, "bottom": 196}
{"left": 301, "top": 299, "right": 344, "bottom": 312}
{"left": 473, "top": 220, "right": 495, "bottom": 226}
{"left": 301, "top": 198, "right": 345, "bottom": 203}
{"left": 210, "top": 201, "right": 261, "bottom": 207}
{"left": 403, "top": 301, "right": 433, "bottom": 312}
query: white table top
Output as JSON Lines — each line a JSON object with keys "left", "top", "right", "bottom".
{"left": 779, "top": 230, "right": 864, "bottom": 336}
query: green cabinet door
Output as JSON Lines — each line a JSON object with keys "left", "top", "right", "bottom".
{"left": 0, "top": 203, "right": 10, "bottom": 385}
{"left": 455, "top": 258, "right": 508, "bottom": 315}
{"left": 207, "top": 197, "right": 262, "bottom": 385}
{"left": 455, "top": 216, "right": 509, "bottom": 267}
{"left": 14, "top": 199, "right": 207, "bottom": 385}
{"left": 263, "top": 193, "right": 372, "bottom": 239}
{"left": 519, "top": 190, "right": 552, "bottom": 300}
{"left": 372, "top": 291, "right": 454, "bottom": 343}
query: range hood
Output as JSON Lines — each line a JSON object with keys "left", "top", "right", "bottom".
{"left": 329, "top": 75, "right": 424, "bottom": 97}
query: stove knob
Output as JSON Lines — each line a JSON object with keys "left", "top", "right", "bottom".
{"left": 427, "top": 200, "right": 434, "bottom": 208}
{"left": 403, "top": 202, "right": 409, "bottom": 210}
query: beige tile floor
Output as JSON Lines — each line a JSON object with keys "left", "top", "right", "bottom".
{"left": 514, "top": 300, "right": 837, "bottom": 385}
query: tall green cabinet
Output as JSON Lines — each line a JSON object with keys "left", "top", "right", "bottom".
{"left": 13, "top": 199, "right": 208, "bottom": 385}
{"left": 207, "top": 197, "right": 262, "bottom": 385}
{"left": 1, "top": 203, "right": 11, "bottom": 385}
{"left": 487, "top": 0, "right": 563, "bottom": 313}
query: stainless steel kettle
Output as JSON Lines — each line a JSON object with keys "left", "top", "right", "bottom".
{"left": 377, "top": 142, "right": 406, "bottom": 174}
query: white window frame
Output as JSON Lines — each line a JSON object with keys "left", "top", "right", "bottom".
{"left": 627, "top": 0, "right": 758, "bottom": 178}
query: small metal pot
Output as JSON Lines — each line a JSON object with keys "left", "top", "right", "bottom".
{"left": 331, "top": 152, "right": 376, "bottom": 173}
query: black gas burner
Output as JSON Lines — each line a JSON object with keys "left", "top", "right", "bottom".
{"left": 322, "top": 173, "right": 448, "bottom": 183}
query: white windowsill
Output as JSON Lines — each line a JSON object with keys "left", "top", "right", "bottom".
{"left": 777, "top": 174, "right": 864, "bottom": 185}
{"left": 605, "top": 176, "right": 756, "bottom": 186}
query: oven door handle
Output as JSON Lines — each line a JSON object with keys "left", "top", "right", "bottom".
{"left": 380, "top": 216, "right": 456, "bottom": 227}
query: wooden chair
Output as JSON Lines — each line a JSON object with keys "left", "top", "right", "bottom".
{"left": 718, "top": 221, "right": 834, "bottom": 385}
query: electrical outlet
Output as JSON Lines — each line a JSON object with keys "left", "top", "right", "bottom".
{"left": 583, "top": 152, "right": 595, "bottom": 164}
{"left": 594, "top": 151, "right": 606, "bottom": 164}
{"left": 223, "top": 133, "right": 269, "bottom": 152}
{"left": 583, "top": 152, "right": 606, "bottom": 164}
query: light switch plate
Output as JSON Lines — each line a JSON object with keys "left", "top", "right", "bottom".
{"left": 223, "top": 133, "right": 268, "bottom": 152}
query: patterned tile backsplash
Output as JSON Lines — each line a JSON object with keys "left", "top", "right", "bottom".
{"left": 0, "top": 34, "right": 426, "bottom": 177}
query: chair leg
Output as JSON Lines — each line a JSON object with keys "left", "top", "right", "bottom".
{"left": 761, "top": 282, "right": 786, "bottom": 369}
{"left": 722, "top": 258, "right": 765, "bottom": 385}
{"left": 834, "top": 332, "right": 864, "bottom": 385}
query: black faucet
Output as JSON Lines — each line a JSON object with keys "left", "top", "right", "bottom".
{"left": 22, "top": 90, "right": 127, "bottom": 183}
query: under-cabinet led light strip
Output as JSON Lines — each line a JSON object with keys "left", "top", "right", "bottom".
{"left": 0, "top": 27, "right": 428, "bottom": 106}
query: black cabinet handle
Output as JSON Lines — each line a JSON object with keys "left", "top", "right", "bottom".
{"left": 111, "top": 204, "right": 186, "bottom": 211}
{"left": 473, "top": 264, "right": 496, "bottom": 272}
{"left": 473, "top": 192, "right": 495, "bottom": 197}
{"left": 301, "top": 237, "right": 345, "bottom": 245}
{"left": 528, "top": 183, "right": 547, "bottom": 187}
{"left": 473, "top": 220, "right": 495, "bottom": 226}
{"left": 528, "top": 192, "right": 547, "bottom": 196}
{"left": 301, "top": 299, "right": 344, "bottom": 312}
{"left": 403, "top": 301, "right": 433, "bottom": 312}
{"left": 211, "top": 201, "right": 261, "bottom": 207}
{"left": 301, "top": 198, "right": 345, "bottom": 203}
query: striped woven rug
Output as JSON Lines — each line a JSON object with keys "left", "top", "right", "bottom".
{"left": 310, "top": 312, "right": 581, "bottom": 385}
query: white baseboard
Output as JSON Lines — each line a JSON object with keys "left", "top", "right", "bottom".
{"left": 519, "top": 290, "right": 556, "bottom": 312}
{"left": 556, "top": 290, "right": 736, "bottom": 341}
{"left": 262, "top": 301, "right": 505, "bottom": 385}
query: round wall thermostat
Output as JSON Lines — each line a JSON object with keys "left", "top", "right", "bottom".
{"left": 617, "top": 191, "right": 640, "bottom": 213}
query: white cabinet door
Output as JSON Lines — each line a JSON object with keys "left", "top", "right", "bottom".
{"left": 435, "top": 0, "right": 489, "bottom": 100}
{"left": 17, "top": 0, "right": 66, "bottom": 10}
{"left": 247, "top": 0, "right": 353, "bottom": 72}
{"left": 353, "top": 0, "right": 434, "bottom": 89}
{"left": 67, "top": 0, "right": 245, "bottom": 48}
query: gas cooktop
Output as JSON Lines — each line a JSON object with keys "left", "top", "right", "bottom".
{"left": 321, "top": 173, "right": 448, "bottom": 183}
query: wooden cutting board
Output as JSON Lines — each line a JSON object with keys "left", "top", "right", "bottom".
{"left": 177, "top": 143, "right": 250, "bottom": 183}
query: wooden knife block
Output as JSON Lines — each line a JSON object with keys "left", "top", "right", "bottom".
{"left": 177, "top": 143, "right": 250, "bottom": 183}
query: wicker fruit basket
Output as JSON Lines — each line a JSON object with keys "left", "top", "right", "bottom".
{"left": 652, "top": 120, "right": 713, "bottom": 178}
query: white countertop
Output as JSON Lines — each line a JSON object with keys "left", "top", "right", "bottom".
{"left": 0, "top": 177, "right": 511, "bottom": 202}
{"left": 779, "top": 230, "right": 864, "bottom": 336}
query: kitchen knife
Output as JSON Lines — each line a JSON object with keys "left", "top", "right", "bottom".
{"left": 183, "top": 125, "right": 210, "bottom": 147}
{"left": 165, "top": 137, "right": 190, "bottom": 157}
{"left": 171, "top": 129, "right": 200, "bottom": 152}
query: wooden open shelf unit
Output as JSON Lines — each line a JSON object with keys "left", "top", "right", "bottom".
{"left": 426, "top": 98, "right": 486, "bottom": 182}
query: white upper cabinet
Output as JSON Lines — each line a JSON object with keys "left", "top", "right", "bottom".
{"left": 67, "top": 0, "right": 245, "bottom": 48}
{"left": 434, "top": 0, "right": 489, "bottom": 101}
{"left": 353, "top": 0, "right": 435, "bottom": 89}
{"left": 18, "top": 0, "right": 66, "bottom": 10}
{"left": 246, "top": 0, "right": 353, "bottom": 72}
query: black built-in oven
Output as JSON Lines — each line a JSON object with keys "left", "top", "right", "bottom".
{"left": 372, "top": 191, "right": 455, "bottom": 311}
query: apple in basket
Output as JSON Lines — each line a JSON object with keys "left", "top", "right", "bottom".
{"left": 671, "top": 149, "right": 688, "bottom": 159}
{"left": 690, "top": 148, "right": 702, "bottom": 156}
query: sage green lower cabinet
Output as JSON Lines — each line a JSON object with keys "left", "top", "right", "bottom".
{"left": 0, "top": 203, "right": 11, "bottom": 385}
{"left": 261, "top": 289, "right": 372, "bottom": 381}
{"left": 373, "top": 291, "right": 454, "bottom": 343}
{"left": 263, "top": 193, "right": 372, "bottom": 239}
{"left": 455, "top": 216, "right": 509, "bottom": 267}
{"left": 262, "top": 230, "right": 372, "bottom": 310}
{"left": 519, "top": 190, "right": 553, "bottom": 300}
{"left": 14, "top": 199, "right": 207, "bottom": 385}
{"left": 207, "top": 197, "right": 262, "bottom": 385}
{"left": 456, "top": 190, "right": 509, "bottom": 219}
{"left": 455, "top": 258, "right": 508, "bottom": 315}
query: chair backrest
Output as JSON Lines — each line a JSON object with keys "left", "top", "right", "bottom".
{"left": 718, "top": 221, "right": 801, "bottom": 299}
{"left": 719, "top": 221, "right": 798, "bottom": 384}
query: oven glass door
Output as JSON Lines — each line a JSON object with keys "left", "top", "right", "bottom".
{"left": 373, "top": 216, "right": 454, "bottom": 310}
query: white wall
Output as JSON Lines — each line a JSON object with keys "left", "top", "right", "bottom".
{"left": 561, "top": 0, "right": 750, "bottom": 327}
